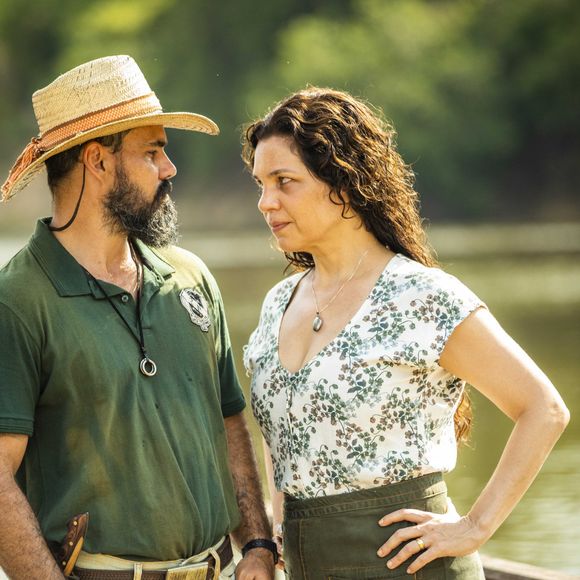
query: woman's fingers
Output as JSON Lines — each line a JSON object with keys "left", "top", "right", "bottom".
{"left": 405, "top": 547, "right": 437, "bottom": 575}
{"left": 377, "top": 522, "right": 424, "bottom": 557}
{"left": 377, "top": 509, "right": 436, "bottom": 557}
{"left": 273, "top": 534, "right": 285, "bottom": 570}
{"left": 378, "top": 515, "right": 480, "bottom": 573}
{"left": 378, "top": 508, "right": 431, "bottom": 527}
{"left": 385, "top": 537, "right": 433, "bottom": 572}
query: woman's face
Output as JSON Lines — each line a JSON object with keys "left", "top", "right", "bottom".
{"left": 252, "top": 135, "right": 346, "bottom": 254}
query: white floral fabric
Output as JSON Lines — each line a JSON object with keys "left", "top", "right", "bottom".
{"left": 244, "top": 254, "right": 485, "bottom": 499}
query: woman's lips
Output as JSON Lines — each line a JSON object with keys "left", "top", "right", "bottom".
{"left": 270, "top": 221, "right": 289, "bottom": 233}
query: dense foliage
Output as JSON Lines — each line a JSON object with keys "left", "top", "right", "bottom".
{"left": 1, "top": 0, "right": 578, "bottom": 221}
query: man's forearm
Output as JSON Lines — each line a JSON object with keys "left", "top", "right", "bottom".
{"left": 0, "top": 471, "right": 64, "bottom": 580}
{"left": 224, "top": 413, "right": 271, "bottom": 546}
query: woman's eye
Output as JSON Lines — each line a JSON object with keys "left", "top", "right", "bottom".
{"left": 279, "top": 176, "right": 291, "bottom": 186}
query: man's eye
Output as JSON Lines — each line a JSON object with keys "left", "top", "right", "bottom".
{"left": 279, "top": 177, "right": 291, "bottom": 186}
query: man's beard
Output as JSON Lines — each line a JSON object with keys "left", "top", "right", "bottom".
{"left": 103, "top": 165, "right": 179, "bottom": 248}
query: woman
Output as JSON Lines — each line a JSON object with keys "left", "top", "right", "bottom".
{"left": 242, "top": 88, "right": 569, "bottom": 579}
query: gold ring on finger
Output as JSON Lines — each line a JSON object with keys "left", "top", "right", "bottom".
{"left": 416, "top": 538, "right": 426, "bottom": 550}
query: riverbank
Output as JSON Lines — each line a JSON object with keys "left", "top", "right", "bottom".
{"left": 2, "top": 222, "right": 579, "bottom": 268}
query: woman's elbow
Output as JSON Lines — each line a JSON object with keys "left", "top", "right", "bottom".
{"left": 546, "top": 395, "right": 570, "bottom": 435}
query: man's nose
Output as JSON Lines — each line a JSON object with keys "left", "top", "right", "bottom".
{"left": 160, "top": 151, "right": 177, "bottom": 181}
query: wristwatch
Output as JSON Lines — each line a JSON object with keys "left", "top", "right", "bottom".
{"left": 242, "top": 538, "right": 279, "bottom": 565}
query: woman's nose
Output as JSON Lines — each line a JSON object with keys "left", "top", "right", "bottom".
{"left": 257, "top": 185, "right": 280, "bottom": 213}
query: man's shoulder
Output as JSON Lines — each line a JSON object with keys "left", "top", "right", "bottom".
{"left": 0, "top": 242, "right": 40, "bottom": 292}
{"left": 0, "top": 242, "right": 46, "bottom": 322}
{"left": 152, "top": 244, "right": 211, "bottom": 277}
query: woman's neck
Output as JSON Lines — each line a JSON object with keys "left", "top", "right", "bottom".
{"left": 309, "top": 234, "right": 393, "bottom": 289}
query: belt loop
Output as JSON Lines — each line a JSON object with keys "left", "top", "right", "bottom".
{"left": 133, "top": 562, "right": 143, "bottom": 580}
{"left": 208, "top": 547, "right": 221, "bottom": 580}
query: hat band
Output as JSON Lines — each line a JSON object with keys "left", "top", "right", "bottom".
{"left": 1, "top": 92, "right": 162, "bottom": 201}
{"left": 40, "top": 92, "right": 161, "bottom": 149}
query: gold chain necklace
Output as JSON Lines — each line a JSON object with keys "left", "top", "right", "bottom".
{"left": 310, "top": 249, "right": 369, "bottom": 332}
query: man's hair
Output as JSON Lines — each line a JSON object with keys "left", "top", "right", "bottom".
{"left": 45, "top": 130, "right": 129, "bottom": 192}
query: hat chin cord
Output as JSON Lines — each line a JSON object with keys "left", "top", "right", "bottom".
{"left": 49, "top": 164, "right": 86, "bottom": 232}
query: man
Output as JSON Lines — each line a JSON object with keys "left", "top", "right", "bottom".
{"left": 0, "top": 55, "right": 276, "bottom": 580}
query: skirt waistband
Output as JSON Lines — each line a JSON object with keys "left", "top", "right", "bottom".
{"left": 284, "top": 472, "right": 446, "bottom": 519}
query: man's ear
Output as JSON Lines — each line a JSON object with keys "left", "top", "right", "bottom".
{"left": 81, "top": 141, "right": 114, "bottom": 183}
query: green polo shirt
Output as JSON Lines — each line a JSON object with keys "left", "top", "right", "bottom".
{"left": 0, "top": 219, "right": 245, "bottom": 559}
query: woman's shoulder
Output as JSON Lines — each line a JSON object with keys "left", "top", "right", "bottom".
{"left": 374, "top": 254, "right": 484, "bottom": 315}
{"left": 389, "top": 254, "right": 469, "bottom": 294}
{"left": 262, "top": 270, "right": 305, "bottom": 308}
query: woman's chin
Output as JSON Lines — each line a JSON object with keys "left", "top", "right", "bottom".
{"left": 273, "top": 237, "right": 307, "bottom": 255}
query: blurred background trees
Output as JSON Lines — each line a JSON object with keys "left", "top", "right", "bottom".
{"left": 1, "top": 0, "right": 578, "bottom": 226}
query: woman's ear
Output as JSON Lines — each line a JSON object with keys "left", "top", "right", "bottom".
{"left": 329, "top": 188, "right": 354, "bottom": 217}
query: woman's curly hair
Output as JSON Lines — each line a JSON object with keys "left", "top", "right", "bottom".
{"left": 242, "top": 87, "right": 435, "bottom": 269}
{"left": 242, "top": 87, "right": 472, "bottom": 445}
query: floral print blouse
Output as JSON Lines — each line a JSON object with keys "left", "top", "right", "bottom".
{"left": 244, "top": 254, "right": 484, "bottom": 499}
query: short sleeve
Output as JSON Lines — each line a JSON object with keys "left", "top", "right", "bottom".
{"left": 403, "top": 270, "right": 485, "bottom": 368}
{"left": 205, "top": 277, "right": 246, "bottom": 418}
{"left": 242, "top": 331, "right": 256, "bottom": 376}
{"left": 243, "top": 313, "right": 266, "bottom": 377}
{"left": 0, "top": 302, "right": 42, "bottom": 435}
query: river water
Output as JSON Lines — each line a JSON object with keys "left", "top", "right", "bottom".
{"left": 0, "top": 233, "right": 578, "bottom": 576}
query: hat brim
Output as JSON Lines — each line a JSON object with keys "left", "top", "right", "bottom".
{"left": 2, "top": 111, "right": 219, "bottom": 201}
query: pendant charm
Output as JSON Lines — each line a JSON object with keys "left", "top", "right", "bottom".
{"left": 140, "top": 357, "right": 157, "bottom": 377}
{"left": 312, "top": 315, "right": 323, "bottom": 332}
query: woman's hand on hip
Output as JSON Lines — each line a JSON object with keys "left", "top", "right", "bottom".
{"left": 376, "top": 500, "right": 487, "bottom": 574}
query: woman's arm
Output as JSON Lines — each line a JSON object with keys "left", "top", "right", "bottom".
{"left": 263, "top": 438, "right": 285, "bottom": 569}
{"left": 378, "top": 307, "right": 570, "bottom": 574}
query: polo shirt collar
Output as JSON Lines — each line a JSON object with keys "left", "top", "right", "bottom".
{"left": 29, "top": 218, "right": 175, "bottom": 297}
{"left": 133, "top": 239, "right": 175, "bottom": 278}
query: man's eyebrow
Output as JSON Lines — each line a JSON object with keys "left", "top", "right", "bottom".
{"left": 145, "top": 139, "right": 168, "bottom": 148}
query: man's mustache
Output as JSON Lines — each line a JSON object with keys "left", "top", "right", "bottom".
{"left": 151, "top": 180, "right": 173, "bottom": 208}
{"left": 156, "top": 180, "right": 172, "bottom": 199}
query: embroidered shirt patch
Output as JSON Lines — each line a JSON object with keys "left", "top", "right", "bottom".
{"left": 179, "top": 288, "right": 211, "bottom": 332}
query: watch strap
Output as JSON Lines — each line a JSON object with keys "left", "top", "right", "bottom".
{"left": 241, "top": 538, "right": 279, "bottom": 565}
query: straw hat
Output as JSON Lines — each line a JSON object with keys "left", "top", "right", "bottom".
{"left": 1, "top": 55, "right": 219, "bottom": 201}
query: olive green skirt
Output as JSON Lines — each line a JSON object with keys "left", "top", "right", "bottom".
{"left": 283, "top": 473, "right": 484, "bottom": 579}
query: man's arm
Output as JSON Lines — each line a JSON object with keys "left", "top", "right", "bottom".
{"left": 224, "top": 413, "right": 275, "bottom": 580}
{"left": 0, "top": 433, "right": 65, "bottom": 580}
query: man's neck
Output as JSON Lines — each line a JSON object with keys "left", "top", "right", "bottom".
{"left": 51, "top": 215, "right": 138, "bottom": 290}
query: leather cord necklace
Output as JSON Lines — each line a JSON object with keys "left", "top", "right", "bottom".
{"left": 49, "top": 165, "right": 86, "bottom": 232}
{"left": 85, "top": 243, "right": 157, "bottom": 377}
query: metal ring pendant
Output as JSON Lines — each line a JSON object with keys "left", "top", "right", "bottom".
{"left": 140, "top": 357, "right": 157, "bottom": 377}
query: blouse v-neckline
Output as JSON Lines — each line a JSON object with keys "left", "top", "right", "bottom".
{"left": 276, "top": 254, "right": 401, "bottom": 375}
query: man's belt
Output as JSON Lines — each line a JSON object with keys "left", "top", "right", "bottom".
{"left": 72, "top": 536, "right": 233, "bottom": 580}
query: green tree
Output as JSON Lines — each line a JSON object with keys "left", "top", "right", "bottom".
{"left": 246, "top": 0, "right": 513, "bottom": 218}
